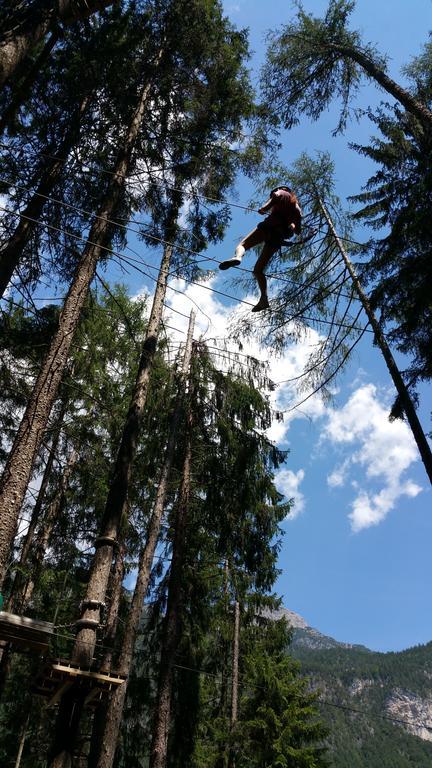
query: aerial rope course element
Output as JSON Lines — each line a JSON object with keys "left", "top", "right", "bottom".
{"left": 0, "top": 200, "right": 374, "bottom": 342}
{"left": 219, "top": 186, "right": 304, "bottom": 311}
{"left": 3, "top": 147, "right": 430, "bottom": 488}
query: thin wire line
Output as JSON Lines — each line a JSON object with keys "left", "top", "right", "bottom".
{"left": 0, "top": 204, "right": 374, "bottom": 333}
{"left": 0, "top": 147, "right": 257, "bottom": 213}
{"left": 6, "top": 620, "right": 432, "bottom": 733}
{"left": 170, "top": 661, "right": 432, "bottom": 732}
{"left": 0, "top": 173, "right": 362, "bottom": 302}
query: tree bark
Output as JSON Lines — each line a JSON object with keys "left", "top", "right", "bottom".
{"left": 329, "top": 43, "right": 432, "bottom": 131}
{"left": 0, "top": 93, "right": 90, "bottom": 298}
{"left": 87, "top": 540, "right": 125, "bottom": 766}
{"left": 0, "top": 75, "right": 155, "bottom": 590}
{"left": 230, "top": 601, "right": 240, "bottom": 728}
{"left": 0, "top": 445, "right": 77, "bottom": 700}
{"left": 0, "top": 1, "right": 113, "bottom": 88}
{"left": 14, "top": 712, "right": 30, "bottom": 768}
{"left": 0, "top": 29, "right": 59, "bottom": 136}
{"left": 319, "top": 198, "right": 432, "bottom": 487}
{"left": 227, "top": 600, "right": 240, "bottom": 768}
{"left": 5, "top": 399, "right": 67, "bottom": 611}
{"left": 99, "top": 541, "right": 126, "bottom": 674}
{"left": 20, "top": 447, "right": 78, "bottom": 608}
{"left": 149, "top": 353, "right": 195, "bottom": 768}
{"left": 48, "top": 223, "right": 177, "bottom": 768}
{"left": 71, "top": 233, "right": 178, "bottom": 673}
{"left": 90, "top": 311, "right": 196, "bottom": 768}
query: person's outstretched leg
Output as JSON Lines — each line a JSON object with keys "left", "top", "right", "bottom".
{"left": 251, "top": 243, "right": 278, "bottom": 312}
{"left": 219, "top": 228, "right": 264, "bottom": 270}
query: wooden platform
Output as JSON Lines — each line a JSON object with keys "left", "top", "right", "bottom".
{"left": 0, "top": 611, "right": 54, "bottom": 652}
{"left": 33, "top": 658, "right": 127, "bottom": 707}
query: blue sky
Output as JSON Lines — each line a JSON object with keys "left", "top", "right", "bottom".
{"left": 218, "top": 0, "right": 432, "bottom": 651}
{"left": 105, "top": 1, "right": 432, "bottom": 650}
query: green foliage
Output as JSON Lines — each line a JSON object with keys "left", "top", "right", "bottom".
{"left": 293, "top": 636, "right": 432, "bottom": 767}
{"left": 349, "top": 77, "right": 432, "bottom": 399}
{"left": 234, "top": 151, "right": 363, "bottom": 408}
{"left": 116, "top": 347, "right": 327, "bottom": 768}
{"left": 234, "top": 619, "right": 328, "bottom": 768}
{"left": 261, "top": 0, "right": 385, "bottom": 134}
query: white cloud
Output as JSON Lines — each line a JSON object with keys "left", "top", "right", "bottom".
{"left": 274, "top": 468, "right": 305, "bottom": 519}
{"left": 155, "top": 277, "right": 424, "bottom": 533}
{"left": 349, "top": 481, "right": 422, "bottom": 533}
{"left": 163, "top": 277, "right": 328, "bottom": 445}
{"left": 323, "top": 384, "right": 423, "bottom": 532}
{"left": 327, "top": 458, "right": 351, "bottom": 488}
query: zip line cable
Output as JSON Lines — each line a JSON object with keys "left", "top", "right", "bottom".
{"left": 279, "top": 323, "right": 370, "bottom": 414}
{"left": 0, "top": 142, "right": 258, "bottom": 212}
{"left": 2, "top": 286, "right": 366, "bottom": 415}
{"left": 0, "top": 142, "right": 375, "bottom": 252}
{"left": 0, "top": 173, "right": 362, "bottom": 303}
{"left": 171, "top": 659, "right": 432, "bottom": 733}
{"left": 116, "top": 247, "right": 372, "bottom": 334}
{"left": 0, "top": 203, "right": 374, "bottom": 334}
{"left": 5, "top": 616, "right": 431, "bottom": 734}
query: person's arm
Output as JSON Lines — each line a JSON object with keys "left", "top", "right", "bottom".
{"left": 294, "top": 204, "right": 302, "bottom": 234}
{"left": 257, "top": 193, "right": 274, "bottom": 215}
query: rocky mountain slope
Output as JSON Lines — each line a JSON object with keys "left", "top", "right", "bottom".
{"left": 280, "top": 608, "right": 432, "bottom": 767}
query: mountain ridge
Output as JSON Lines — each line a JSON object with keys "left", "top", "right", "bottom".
{"left": 279, "top": 606, "right": 432, "bottom": 767}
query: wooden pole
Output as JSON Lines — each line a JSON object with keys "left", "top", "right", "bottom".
{"left": 14, "top": 712, "right": 30, "bottom": 768}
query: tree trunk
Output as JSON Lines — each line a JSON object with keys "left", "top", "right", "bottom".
{"left": 0, "top": 445, "right": 77, "bottom": 700}
{"left": 149, "top": 356, "right": 195, "bottom": 768}
{"left": 20, "top": 447, "right": 78, "bottom": 608}
{"left": 49, "top": 222, "right": 177, "bottom": 768}
{"left": 99, "top": 541, "right": 126, "bottom": 674}
{"left": 319, "top": 198, "right": 432, "bottom": 487}
{"left": 14, "top": 712, "right": 30, "bottom": 768}
{"left": 215, "top": 562, "right": 230, "bottom": 768}
{"left": 0, "top": 75, "right": 155, "bottom": 590}
{"left": 90, "top": 311, "right": 196, "bottom": 768}
{"left": 0, "top": 29, "right": 59, "bottom": 135}
{"left": 87, "top": 540, "right": 125, "bottom": 766}
{"left": 230, "top": 601, "right": 240, "bottom": 728}
{"left": 71, "top": 233, "right": 178, "bottom": 673}
{"left": 0, "top": 92, "right": 90, "bottom": 298}
{"left": 329, "top": 43, "right": 432, "bottom": 131}
{"left": 227, "top": 601, "right": 240, "bottom": 768}
{"left": 6, "top": 399, "right": 67, "bottom": 611}
{"left": 0, "top": 1, "right": 113, "bottom": 88}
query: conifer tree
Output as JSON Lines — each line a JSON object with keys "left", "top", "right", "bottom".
{"left": 0, "top": 284, "right": 153, "bottom": 765}
{"left": 260, "top": 0, "right": 432, "bottom": 134}
{"left": 349, "top": 42, "right": 432, "bottom": 404}
{"left": 237, "top": 151, "right": 432, "bottom": 484}
{"left": 0, "top": 0, "right": 114, "bottom": 87}
{"left": 0, "top": 1, "right": 167, "bottom": 586}
{"left": 88, "top": 313, "right": 195, "bottom": 768}
{"left": 149, "top": 334, "right": 195, "bottom": 768}
{"left": 0, "top": 93, "right": 90, "bottom": 298}
{"left": 234, "top": 616, "right": 328, "bottom": 768}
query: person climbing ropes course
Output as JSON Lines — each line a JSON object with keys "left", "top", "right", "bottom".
{"left": 219, "top": 186, "right": 302, "bottom": 312}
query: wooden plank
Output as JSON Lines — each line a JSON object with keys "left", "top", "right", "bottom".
{"left": 46, "top": 680, "right": 74, "bottom": 708}
{"left": 50, "top": 662, "right": 126, "bottom": 686}
{"left": 0, "top": 611, "right": 54, "bottom": 652}
{"left": 84, "top": 687, "right": 103, "bottom": 707}
{"left": 0, "top": 611, "right": 54, "bottom": 633}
